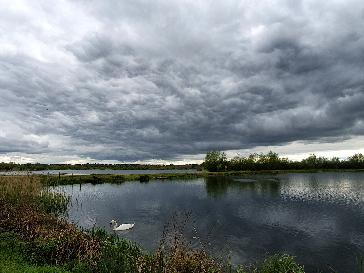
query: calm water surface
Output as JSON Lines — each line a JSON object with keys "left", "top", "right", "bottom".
{"left": 55, "top": 172, "right": 364, "bottom": 273}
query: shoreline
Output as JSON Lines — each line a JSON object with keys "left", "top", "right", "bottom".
{"left": 31, "top": 168, "right": 364, "bottom": 186}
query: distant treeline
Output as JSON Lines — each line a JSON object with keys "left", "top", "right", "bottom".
{"left": 202, "top": 151, "right": 364, "bottom": 172}
{"left": 2, "top": 151, "right": 364, "bottom": 172}
{"left": 0, "top": 162, "right": 199, "bottom": 172}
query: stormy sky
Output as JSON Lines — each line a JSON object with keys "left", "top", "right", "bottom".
{"left": 1, "top": 0, "right": 364, "bottom": 163}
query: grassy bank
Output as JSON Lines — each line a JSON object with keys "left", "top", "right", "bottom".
{"left": 0, "top": 175, "right": 306, "bottom": 273}
{"left": 38, "top": 168, "right": 364, "bottom": 187}
{"left": 0, "top": 232, "right": 69, "bottom": 273}
{"left": 42, "top": 172, "right": 205, "bottom": 186}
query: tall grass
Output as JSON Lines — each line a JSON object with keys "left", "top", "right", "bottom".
{"left": 0, "top": 175, "right": 42, "bottom": 203}
{"left": 0, "top": 175, "right": 69, "bottom": 215}
{"left": 0, "top": 176, "right": 100, "bottom": 268}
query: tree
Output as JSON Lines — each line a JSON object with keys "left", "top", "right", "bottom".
{"left": 348, "top": 153, "right": 364, "bottom": 168}
{"left": 203, "top": 151, "right": 227, "bottom": 172}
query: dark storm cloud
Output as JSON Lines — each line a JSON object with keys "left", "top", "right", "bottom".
{"left": 1, "top": 0, "right": 364, "bottom": 162}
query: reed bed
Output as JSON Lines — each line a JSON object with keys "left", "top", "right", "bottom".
{"left": 0, "top": 175, "right": 42, "bottom": 202}
{"left": 0, "top": 176, "right": 100, "bottom": 269}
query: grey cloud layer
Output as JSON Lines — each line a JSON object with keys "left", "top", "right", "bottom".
{"left": 1, "top": 0, "right": 364, "bottom": 161}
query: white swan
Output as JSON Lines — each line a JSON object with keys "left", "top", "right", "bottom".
{"left": 110, "top": 219, "right": 135, "bottom": 231}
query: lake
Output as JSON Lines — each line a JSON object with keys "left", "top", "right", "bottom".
{"left": 55, "top": 172, "right": 364, "bottom": 272}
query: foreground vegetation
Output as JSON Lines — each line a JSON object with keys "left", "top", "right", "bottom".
{"left": 203, "top": 151, "right": 364, "bottom": 172}
{"left": 0, "top": 232, "right": 69, "bottom": 273}
{"left": 0, "top": 175, "right": 307, "bottom": 273}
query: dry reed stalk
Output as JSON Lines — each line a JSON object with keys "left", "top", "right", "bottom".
{"left": 0, "top": 175, "right": 101, "bottom": 266}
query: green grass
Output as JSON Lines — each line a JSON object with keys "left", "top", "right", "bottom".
{"left": 39, "top": 168, "right": 364, "bottom": 187}
{"left": 38, "top": 190, "right": 70, "bottom": 216}
{"left": 0, "top": 232, "right": 69, "bottom": 273}
{"left": 257, "top": 254, "right": 305, "bottom": 273}
{"left": 41, "top": 172, "right": 205, "bottom": 186}
{"left": 235, "top": 255, "right": 305, "bottom": 273}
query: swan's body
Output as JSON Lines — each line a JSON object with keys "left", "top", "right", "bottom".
{"left": 110, "top": 220, "right": 135, "bottom": 231}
